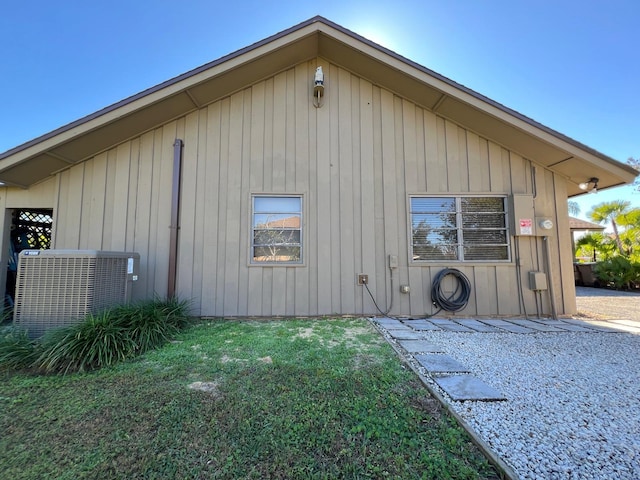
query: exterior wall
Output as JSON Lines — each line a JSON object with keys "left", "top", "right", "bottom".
{"left": 45, "top": 59, "right": 575, "bottom": 317}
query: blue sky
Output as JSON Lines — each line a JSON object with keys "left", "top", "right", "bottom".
{"left": 1, "top": 0, "right": 638, "bottom": 219}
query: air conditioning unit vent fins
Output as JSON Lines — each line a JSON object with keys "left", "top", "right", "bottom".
{"left": 13, "top": 250, "right": 139, "bottom": 338}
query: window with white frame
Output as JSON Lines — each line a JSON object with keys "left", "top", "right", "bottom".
{"left": 410, "top": 196, "right": 509, "bottom": 262}
{"left": 252, "top": 195, "right": 302, "bottom": 264}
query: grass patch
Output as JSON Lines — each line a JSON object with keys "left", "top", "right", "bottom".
{"left": 0, "top": 318, "right": 500, "bottom": 479}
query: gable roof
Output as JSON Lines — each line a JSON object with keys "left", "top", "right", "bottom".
{"left": 0, "top": 16, "right": 636, "bottom": 193}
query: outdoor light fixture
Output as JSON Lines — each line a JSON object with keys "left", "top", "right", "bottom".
{"left": 578, "top": 177, "right": 599, "bottom": 193}
{"left": 313, "top": 66, "right": 324, "bottom": 108}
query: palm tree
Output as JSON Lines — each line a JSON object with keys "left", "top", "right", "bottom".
{"left": 568, "top": 200, "right": 580, "bottom": 216}
{"left": 618, "top": 208, "right": 640, "bottom": 229}
{"left": 588, "top": 200, "right": 631, "bottom": 255}
{"left": 618, "top": 208, "right": 640, "bottom": 259}
{"left": 576, "top": 232, "right": 615, "bottom": 262}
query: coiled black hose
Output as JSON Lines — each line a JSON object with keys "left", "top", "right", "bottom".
{"left": 431, "top": 268, "right": 472, "bottom": 313}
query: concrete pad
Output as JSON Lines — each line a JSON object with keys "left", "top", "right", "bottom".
{"left": 566, "top": 318, "right": 625, "bottom": 332}
{"left": 428, "top": 318, "right": 475, "bottom": 332}
{"left": 434, "top": 375, "right": 507, "bottom": 401}
{"left": 374, "top": 318, "right": 412, "bottom": 331}
{"left": 398, "top": 340, "right": 443, "bottom": 353}
{"left": 611, "top": 319, "right": 640, "bottom": 328}
{"left": 374, "top": 317, "right": 405, "bottom": 327}
{"left": 509, "top": 319, "right": 565, "bottom": 332}
{"left": 455, "top": 319, "right": 502, "bottom": 333}
{"left": 385, "top": 324, "right": 414, "bottom": 331}
{"left": 592, "top": 321, "right": 640, "bottom": 334}
{"left": 388, "top": 330, "right": 424, "bottom": 340}
{"left": 436, "top": 322, "right": 475, "bottom": 332}
{"left": 480, "top": 319, "right": 535, "bottom": 334}
{"left": 536, "top": 320, "right": 595, "bottom": 332}
{"left": 402, "top": 320, "right": 442, "bottom": 331}
{"left": 414, "top": 354, "right": 470, "bottom": 373}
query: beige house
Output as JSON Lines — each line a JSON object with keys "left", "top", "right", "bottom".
{"left": 0, "top": 17, "right": 636, "bottom": 318}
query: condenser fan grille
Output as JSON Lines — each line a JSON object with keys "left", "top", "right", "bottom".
{"left": 13, "top": 250, "right": 139, "bottom": 338}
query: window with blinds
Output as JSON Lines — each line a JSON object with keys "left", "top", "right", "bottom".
{"left": 251, "top": 195, "right": 302, "bottom": 264}
{"left": 410, "top": 196, "right": 509, "bottom": 262}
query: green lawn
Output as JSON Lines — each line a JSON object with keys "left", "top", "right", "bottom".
{"left": 0, "top": 318, "right": 500, "bottom": 479}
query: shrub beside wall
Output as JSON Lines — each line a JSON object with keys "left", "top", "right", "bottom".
{"left": 0, "top": 297, "right": 190, "bottom": 374}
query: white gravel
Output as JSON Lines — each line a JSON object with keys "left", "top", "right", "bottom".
{"left": 411, "top": 331, "right": 640, "bottom": 480}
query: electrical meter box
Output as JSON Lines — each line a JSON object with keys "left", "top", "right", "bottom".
{"left": 509, "top": 194, "right": 536, "bottom": 236}
{"left": 529, "top": 271, "right": 548, "bottom": 291}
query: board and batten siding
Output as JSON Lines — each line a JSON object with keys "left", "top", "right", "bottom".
{"left": 45, "top": 59, "right": 574, "bottom": 317}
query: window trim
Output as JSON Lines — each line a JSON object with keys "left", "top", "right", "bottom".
{"left": 408, "top": 194, "right": 511, "bottom": 263}
{"left": 250, "top": 193, "right": 304, "bottom": 266}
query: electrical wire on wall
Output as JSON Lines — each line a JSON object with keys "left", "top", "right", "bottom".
{"left": 364, "top": 266, "right": 471, "bottom": 320}
{"left": 363, "top": 267, "right": 394, "bottom": 316}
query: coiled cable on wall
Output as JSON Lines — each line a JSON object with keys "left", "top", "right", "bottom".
{"left": 430, "top": 268, "right": 472, "bottom": 313}
{"left": 366, "top": 266, "right": 471, "bottom": 320}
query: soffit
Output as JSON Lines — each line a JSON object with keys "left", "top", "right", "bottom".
{"left": 0, "top": 16, "right": 636, "bottom": 193}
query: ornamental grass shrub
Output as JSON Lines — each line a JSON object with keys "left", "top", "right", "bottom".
{"left": 37, "top": 310, "right": 137, "bottom": 374}
{"left": 111, "top": 296, "right": 191, "bottom": 355}
{"left": 0, "top": 297, "right": 190, "bottom": 374}
{"left": 0, "top": 326, "right": 41, "bottom": 370}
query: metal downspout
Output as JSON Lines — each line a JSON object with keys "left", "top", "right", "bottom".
{"left": 168, "top": 139, "right": 183, "bottom": 298}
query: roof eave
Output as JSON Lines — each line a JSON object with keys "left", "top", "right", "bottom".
{"left": 0, "top": 16, "right": 636, "bottom": 191}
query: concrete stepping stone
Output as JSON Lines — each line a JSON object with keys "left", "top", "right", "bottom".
{"left": 388, "top": 330, "right": 424, "bottom": 340}
{"left": 434, "top": 375, "right": 507, "bottom": 401}
{"left": 374, "top": 318, "right": 412, "bottom": 330}
{"left": 611, "top": 319, "right": 640, "bottom": 329}
{"left": 414, "top": 354, "right": 470, "bottom": 373}
{"left": 480, "top": 319, "right": 535, "bottom": 334}
{"left": 455, "top": 319, "right": 502, "bottom": 333}
{"left": 536, "top": 320, "right": 595, "bottom": 332}
{"left": 374, "top": 317, "right": 403, "bottom": 326}
{"left": 509, "top": 319, "right": 565, "bottom": 332}
{"left": 590, "top": 320, "right": 640, "bottom": 333}
{"left": 398, "top": 340, "right": 443, "bottom": 353}
{"left": 564, "top": 318, "right": 620, "bottom": 332}
{"left": 402, "top": 320, "right": 442, "bottom": 331}
{"left": 428, "top": 318, "right": 475, "bottom": 332}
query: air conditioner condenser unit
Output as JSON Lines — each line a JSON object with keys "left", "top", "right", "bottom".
{"left": 13, "top": 250, "right": 140, "bottom": 338}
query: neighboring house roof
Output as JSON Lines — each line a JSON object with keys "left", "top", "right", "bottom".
{"left": 261, "top": 216, "right": 301, "bottom": 229}
{"left": 569, "top": 216, "right": 606, "bottom": 231}
{"left": 0, "top": 16, "right": 637, "bottom": 192}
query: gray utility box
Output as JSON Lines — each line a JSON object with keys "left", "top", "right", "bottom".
{"left": 13, "top": 250, "right": 140, "bottom": 338}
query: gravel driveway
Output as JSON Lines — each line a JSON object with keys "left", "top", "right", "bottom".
{"left": 575, "top": 286, "right": 640, "bottom": 334}
{"left": 576, "top": 286, "right": 640, "bottom": 320}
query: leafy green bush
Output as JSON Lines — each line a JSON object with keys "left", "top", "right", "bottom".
{"left": 593, "top": 256, "right": 640, "bottom": 290}
{"left": 0, "top": 326, "right": 40, "bottom": 370}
